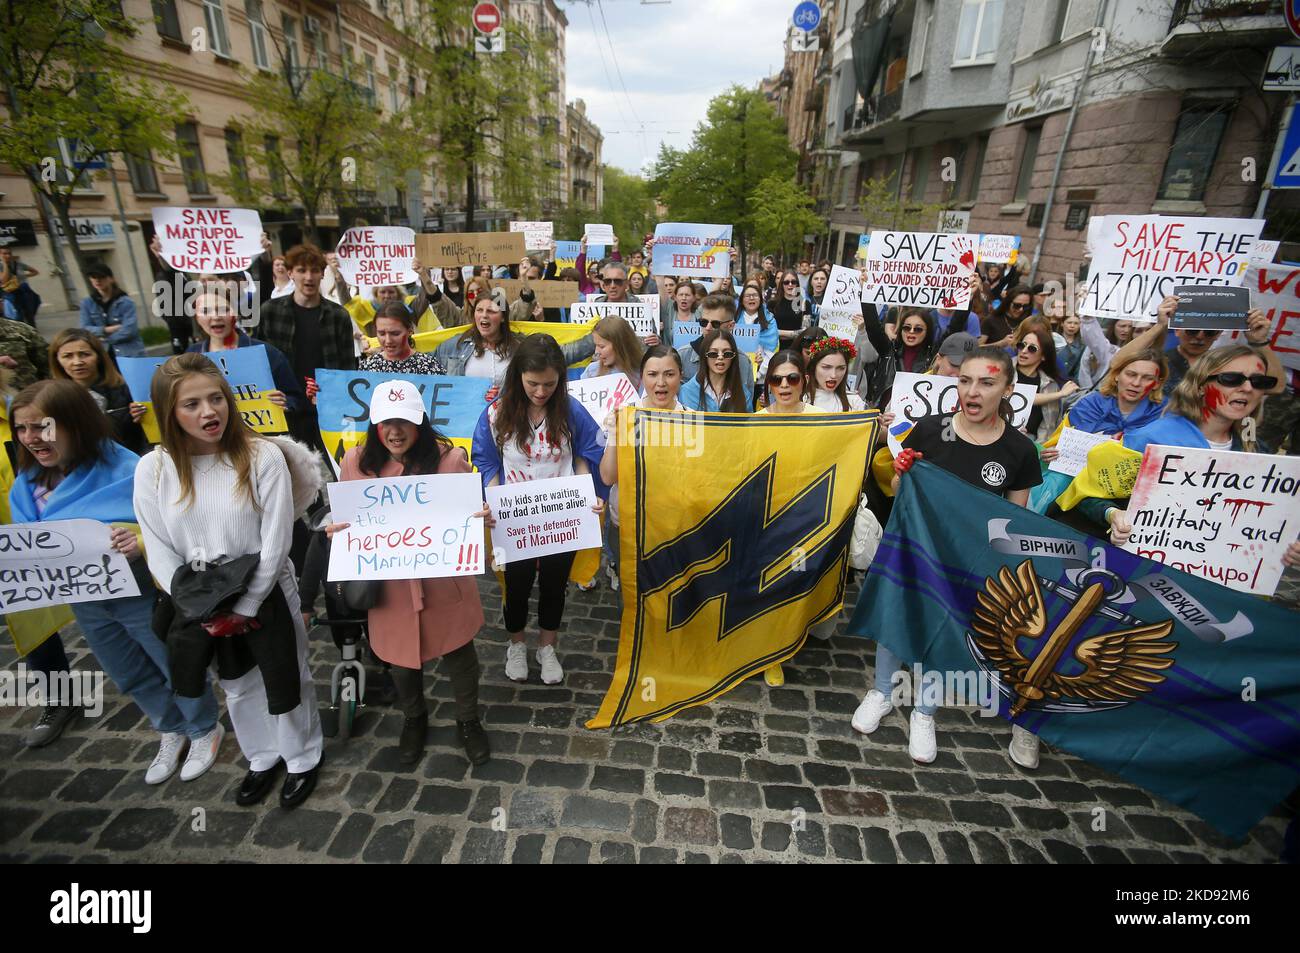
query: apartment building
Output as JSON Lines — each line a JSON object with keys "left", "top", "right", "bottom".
{"left": 567, "top": 98, "right": 604, "bottom": 210}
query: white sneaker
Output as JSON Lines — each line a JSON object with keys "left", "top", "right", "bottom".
{"left": 851, "top": 690, "right": 893, "bottom": 735}
{"left": 908, "top": 710, "right": 937, "bottom": 764}
{"left": 505, "top": 642, "right": 528, "bottom": 682}
{"left": 1008, "top": 724, "right": 1041, "bottom": 769}
{"left": 180, "top": 724, "right": 225, "bottom": 781}
{"left": 537, "top": 645, "right": 564, "bottom": 685}
{"left": 606, "top": 564, "right": 620, "bottom": 591}
{"left": 145, "top": 732, "right": 188, "bottom": 785}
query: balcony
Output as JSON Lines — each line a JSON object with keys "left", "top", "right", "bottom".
{"left": 841, "top": 86, "right": 903, "bottom": 143}
{"left": 572, "top": 146, "right": 594, "bottom": 163}
{"left": 1163, "top": 1, "right": 1286, "bottom": 56}
{"left": 804, "top": 85, "right": 824, "bottom": 113}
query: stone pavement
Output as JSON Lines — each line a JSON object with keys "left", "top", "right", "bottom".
{"left": 1, "top": 570, "right": 1295, "bottom": 865}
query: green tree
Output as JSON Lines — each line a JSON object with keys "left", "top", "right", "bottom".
{"left": 858, "top": 176, "right": 949, "bottom": 234}
{"left": 0, "top": 1, "right": 188, "bottom": 302}
{"left": 652, "top": 86, "right": 797, "bottom": 271}
{"left": 599, "top": 166, "right": 657, "bottom": 255}
{"left": 403, "top": 0, "right": 558, "bottom": 231}
{"left": 749, "top": 174, "right": 824, "bottom": 264}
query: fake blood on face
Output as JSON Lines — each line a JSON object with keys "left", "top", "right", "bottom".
{"left": 1203, "top": 384, "right": 1225, "bottom": 421}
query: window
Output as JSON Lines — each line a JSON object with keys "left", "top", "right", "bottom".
{"left": 312, "top": 31, "right": 329, "bottom": 71}
{"left": 152, "top": 0, "right": 183, "bottom": 41}
{"left": 910, "top": 146, "right": 931, "bottom": 202}
{"left": 363, "top": 53, "right": 377, "bottom": 96}
{"left": 953, "top": 0, "right": 1004, "bottom": 65}
{"left": 175, "top": 122, "right": 209, "bottom": 195}
{"left": 202, "top": 0, "right": 231, "bottom": 57}
{"left": 1014, "top": 126, "right": 1042, "bottom": 203}
{"left": 282, "top": 16, "right": 300, "bottom": 71}
{"left": 1157, "top": 102, "right": 1231, "bottom": 202}
{"left": 225, "top": 129, "right": 249, "bottom": 191}
{"left": 911, "top": 1, "right": 932, "bottom": 77}
{"left": 246, "top": 0, "right": 270, "bottom": 69}
{"left": 265, "top": 135, "right": 286, "bottom": 197}
{"left": 963, "top": 133, "right": 989, "bottom": 201}
{"left": 1050, "top": 0, "right": 1073, "bottom": 45}
{"left": 126, "top": 150, "right": 160, "bottom": 194}
{"left": 1027, "top": 203, "right": 1046, "bottom": 227}
{"left": 389, "top": 66, "right": 400, "bottom": 110}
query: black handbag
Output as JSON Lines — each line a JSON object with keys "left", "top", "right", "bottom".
{"left": 326, "top": 578, "right": 380, "bottom": 613}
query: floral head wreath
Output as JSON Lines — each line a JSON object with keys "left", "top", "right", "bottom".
{"left": 806, "top": 336, "right": 857, "bottom": 362}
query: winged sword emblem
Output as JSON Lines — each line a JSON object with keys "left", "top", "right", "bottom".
{"left": 971, "top": 560, "right": 1176, "bottom": 716}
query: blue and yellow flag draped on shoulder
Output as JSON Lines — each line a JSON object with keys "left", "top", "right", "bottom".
{"left": 589, "top": 408, "right": 877, "bottom": 727}
{"left": 849, "top": 461, "right": 1300, "bottom": 839}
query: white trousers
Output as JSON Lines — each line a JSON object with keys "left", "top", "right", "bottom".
{"left": 219, "top": 576, "right": 323, "bottom": 774}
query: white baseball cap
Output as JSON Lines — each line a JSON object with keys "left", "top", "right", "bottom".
{"left": 369, "top": 380, "right": 425, "bottom": 425}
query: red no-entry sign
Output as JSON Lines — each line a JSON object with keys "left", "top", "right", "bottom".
{"left": 472, "top": 2, "right": 502, "bottom": 34}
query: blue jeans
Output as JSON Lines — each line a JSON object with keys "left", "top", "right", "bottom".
{"left": 71, "top": 593, "right": 219, "bottom": 738}
{"left": 603, "top": 510, "right": 620, "bottom": 578}
{"left": 873, "top": 642, "right": 936, "bottom": 716}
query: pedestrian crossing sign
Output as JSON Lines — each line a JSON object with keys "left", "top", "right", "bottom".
{"left": 1273, "top": 102, "right": 1300, "bottom": 188}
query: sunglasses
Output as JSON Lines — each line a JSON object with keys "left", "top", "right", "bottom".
{"left": 1015, "top": 342, "right": 1040, "bottom": 354}
{"left": 1209, "top": 372, "right": 1278, "bottom": 390}
{"left": 706, "top": 349, "right": 736, "bottom": 360}
{"left": 900, "top": 324, "right": 927, "bottom": 334}
{"left": 768, "top": 373, "right": 802, "bottom": 386}
{"left": 783, "top": 280, "right": 799, "bottom": 286}
{"left": 603, "top": 276, "right": 626, "bottom": 285}
{"left": 698, "top": 318, "right": 726, "bottom": 329}
{"left": 1009, "top": 301, "right": 1031, "bottom": 311}
{"left": 1183, "top": 329, "right": 1221, "bottom": 338}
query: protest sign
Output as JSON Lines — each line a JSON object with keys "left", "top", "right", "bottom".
{"left": 491, "top": 279, "right": 580, "bottom": 308}
{"left": 314, "top": 368, "right": 489, "bottom": 469}
{"left": 1080, "top": 215, "right": 1264, "bottom": 321}
{"left": 1048, "top": 428, "right": 1116, "bottom": 477}
{"left": 326, "top": 473, "right": 485, "bottom": 580}
{"left": 863, "top": 231, "right": 976, "bottom": 310}
{"left": 818, "top": 309, "right": 859, "bottom": 340}
{"left": 334, "top": 226, "right": 417, "bottom": 288}
{"left": 585, "top": 223, "right": 615, "bottom": 245}
{"left": 569, "top": 373, "right": 639, "bottom": 424}
{"left": 1168, "top": 285, "right": 1249, "bottom": 332}
{"left": 650, "top": 223, "right": 733, "bottom": 278}
{"left": 674, "top": 320, "right": 701, "bottom": 346}
{"left": 1226, "top": 263, "right": 1300, "bottom": 370}
{"left": 151, "top": 207, "right": 263, "bottom": 273}
{"left": 555, "top": 240, "right": 580, "bottom": 271}
{"left": 1124, "top": 444, "right": 1300, "bottom": 596}
{"left": 0, "top": 519, "right": 140, "bottom": 612}
{"left": 414, "top": 231, "right": 525, "bottom": 267}
{"left": 119, "top": 346, "right": 287, "bottom": 442}
{"left": 1250, "top": 239, "right": 1279, "bottom": 264}
{"left": 824, "top": 265, "right": 863, "bottom": 314}
{"left": 486, "top": 474, "right": 602, "bottom": 565}
{"left": 977, "top": 234, "right": 1021, "bottom": 265}
{"left": 731, "top": 324, "right": 760, "bottom": 354}
{"left": 885, "top": 371, "right": 1036, "bottom": 455}
{"left": 509, "top": 220, "right": 554, "bottom": 250}
{"left": 856, "top": 234, "right": 869, "bottom": 260}
{"left": 571, "top": 299, "right": 657, "bottom": 338}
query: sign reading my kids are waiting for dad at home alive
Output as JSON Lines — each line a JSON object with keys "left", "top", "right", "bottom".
{"left": 485, "top": 474, "right": 602, "bottom": 565}
{"left": 326, "top": 473, "right": 486, "bottom": 581}
{"left": 650, "top": 223, "right": 733, "bottom": 279}
{"left": 1122, "top": 444, "right": 1300, "bottom": 597}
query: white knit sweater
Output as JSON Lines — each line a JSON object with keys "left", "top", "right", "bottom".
{"left": 134, "top": 439, "right": 295, "bottom": 618}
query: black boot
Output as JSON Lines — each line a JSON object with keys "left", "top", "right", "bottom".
{"left": 398, "top": 712, "right": 428, "bottom": 766}
{"left": 457, "top": 718, "right": 491, "bottom": 766}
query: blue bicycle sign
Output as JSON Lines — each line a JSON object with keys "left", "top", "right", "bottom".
{"left": 792, "top": 2, "right": 821, "bottom": 32}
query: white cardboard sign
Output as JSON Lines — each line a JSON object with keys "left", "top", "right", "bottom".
{"left": 0, "top": 520, "right": 141, "bottom": 612}
{"left": 885, "top": 371, "right": 1037, "bottom": 455}
{"left": 152, "top": 207, "right": 263, "bottom": 273}
{"left": 863, "top": 231, "right": 976, "bottom": 310}
{"left": 509, "top": 221, "right": 554, "bottom": 251}
{"left": 334, "top": 226, "right": 417, "bottom": 288}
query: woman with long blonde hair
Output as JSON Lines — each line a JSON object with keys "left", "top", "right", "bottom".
{"left": 580, "top": 315, "right": 644, "bottom": 391}
{"left": 134, "top": 353, "right": 326, "bottom": 809}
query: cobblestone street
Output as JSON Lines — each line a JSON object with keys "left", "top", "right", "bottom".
{"left": 2, "top": 570, "right": 1294, "bottom": 864}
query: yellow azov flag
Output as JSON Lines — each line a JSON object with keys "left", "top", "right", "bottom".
{"left": 589, "top": 408, "right": 877, "bottom": 728}
{"left": 0, "top": 405, "right": 71, "bottom": 655}
{"left": 1056, "top": 440, "right": 1143, "bottom": 511}
{"left": 407, "top": 319, "right": 598, "bottom": 367}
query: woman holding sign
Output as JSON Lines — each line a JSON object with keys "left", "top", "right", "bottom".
{"left": 1091, "top": 346, "right": 1300, "bottom": 574}
{"left": 49, "top": 329, "right": 148, "bottom": 456}
{"left": 324, "top": 381, "right": 491, "bottom": 767}
{"left": 134, "top": 354, "right": 325, "bottom": 809}
{"left": 473, "top": 335, "right": 608, "bottom": 686}
{"left": 858, "top": 305, "right": 940, "bottom": 408}
{"left": 679, "top": 329, "right": 750, "bottom": 413}
{"left": 9, "top": 380, "right": 224, "bottom": 785}
{"left": 860, "top": 347, "right": 1044, "bottom": 767}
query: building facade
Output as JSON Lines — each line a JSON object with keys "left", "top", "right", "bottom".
{"left": 567, "top": 98, "right": 604, "bottom": 210}
{"left": 0, "top": 0, "right": 581, "bottom": 310}
{"left": 776, "top": 0, "right": 1297, "bottom": 286}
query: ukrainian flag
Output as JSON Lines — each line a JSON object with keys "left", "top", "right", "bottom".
{"left": 589, "top": 408, "right": 877, "bottom": 727}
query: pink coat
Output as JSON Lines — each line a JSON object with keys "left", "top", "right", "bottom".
{"left": 340, "top": 446, "right": 485, "bottom": 668}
